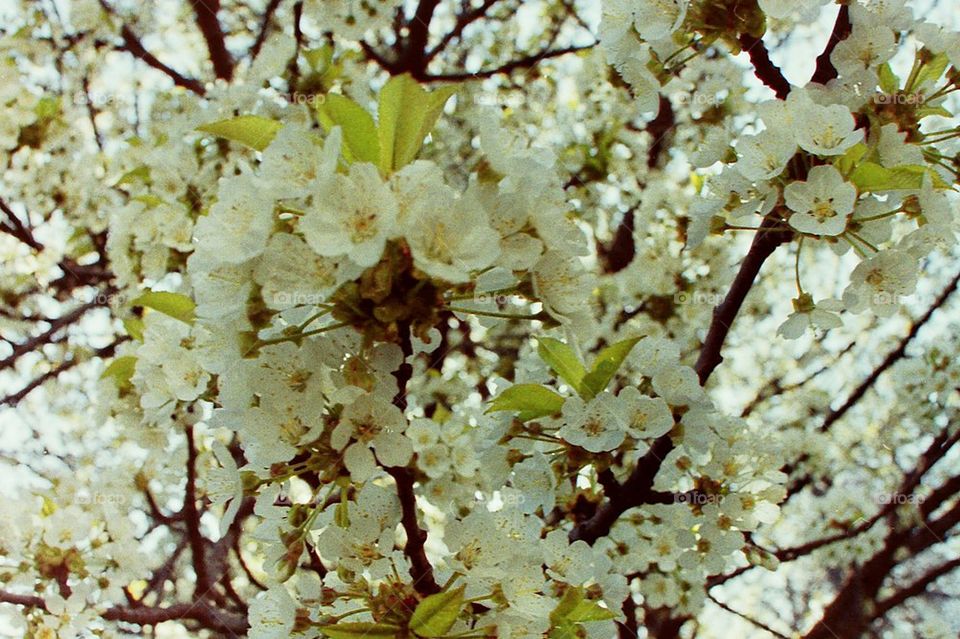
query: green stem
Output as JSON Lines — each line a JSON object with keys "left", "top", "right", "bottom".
{"left": 446, "top": 305, "right": 542, "bottom": 321}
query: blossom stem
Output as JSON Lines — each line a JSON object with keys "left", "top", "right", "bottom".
{"left": 257, "top": 321, "right": 350, "bottom": 346}
{"left": 794, "top": 236, "right": 805, "bottom": 296}
{"left": 446, "top": 305, "right": 544, "bottom": 320}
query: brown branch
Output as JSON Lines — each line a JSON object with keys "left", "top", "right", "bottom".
{"left": 694, "top": 215, "right": 792, "bottom": 384}
{"left": 386, "top": 466, "right": 440, "bottom": 595}
{"left": 190, "top": 0, "right": 234, "bottom": 80}
{"left": 0, "top": 198, "right": 43, "bottom": 251}
{"left": 0, "top": 298, "right": 103, "bottom": 371}
{"left": 423, "top": 0, "right": 501, "bottom": 65}
{"left": 183, "top": 426, "right": 212, "bottom": 595}
{"left": 821, "top": 271, "right": 960, "bottom": 434}
{"left": 118, "top": 25, "right": 206, "bottom": 95}
{"left": 0, "top": 590, "right": 248, "bottom": 634}
{"left": 708, "top": 592, "right": 789, "bottom": 639}
{"left": 737, "top": 33, "right": 790, "bottom": 100}
{"left": 1, "top": 338, "right": 125, "bottom": 407}
{"left": 810, "top": 4, "right": 851, "bottom": 85}
{"left": 571, "top": 214, "right": 791, "bottom": 544}
{"left": 248, "top": 0, "right": 284, "bottom": 60}
{"left": 872, "top": 557, "right": 960, "bottom": 620}
{"left": 422, "top": 43, "right": 595, "bottom": 81}
{"left": 400, "top": 0, "right": 442, "bottom": 78}
{"left": 783, "top": 270, "right": 960, "bottom": 495}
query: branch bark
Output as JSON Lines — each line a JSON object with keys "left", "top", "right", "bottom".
{"left": 190, "top": 0, "right": 235, "bottom": 80}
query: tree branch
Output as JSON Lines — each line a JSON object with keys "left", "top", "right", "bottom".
{"left": 248, "top": 0, "right": 284, "bottom": 60}
{"left": 0, "top": 590, "right": 248, "bottom": 635}
{"left": 737, "top": 33, "right": 790, "bottom": 100}
{"left": 810, "top": 4, "right": 851, "bottom": 85}
{"left": 118, "top": 25, "right": 206, "bottom": 95}
{"left": 190, "top": 0, "right": 234, "bottom": 80}
{"left": 423, "top": 43, "right": 595, "bottom": 81}
{"left": 386, "top": 466, "right": 440, "bottom": 595}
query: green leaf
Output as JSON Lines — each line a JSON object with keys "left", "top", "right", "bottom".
{"left": 321, "top": 622, "right": 402, "bottom": 639}
{"left": 834, "top": 143, "right": 869, "bottom": 177}
{"left": 318, "top": 93, "right": 380, "bottom": 164}
{"left": 123, "top": 317, "right": 145, "bottom": 342}
{"left": 550, "top": 586, "right": 585, "bottom": 623}
{"left": 304, "top": 45, "right": 334, "bottom": 73}
{"left": 581, "top": 337, "right": 642, "bottom": 399}
{"left": 377, "top": 74, "right": 459, "bottom": 173}
{"left": 113, "top": 165, "right": 150, "bottom": 187}
{"left": 196, "top": 115, "right": 282, "bottom": 151}
{"left": 916, "top": 104, "right": 953, "bottom": 119}
{"left": 486, "top": 384, "right": 565, "bottom": 421}
{"left": 131, "top": 291, "right": 196, "bottom": 324}
{"left": 566, "top": 598, "right": 617, "bottom": 623}
{"left": 537, "top": 338, "right": 586, "bottom": 395}
{"left": 850, "top": 162, "right": 948, "bottom": 192}
{"left": 101, "top": 356, "right": 137, "bottom": 390}
{"left": 549, "top": 587, "right": 616, "bottom": 635}
{"left": 409, "top": 585, "right": 465, "bottom": 637}
{"left": 913, "top": 52, "right": 949, "bottom": 90}
{"left": 878, "top": 63, "right": 899, "bottom": 94}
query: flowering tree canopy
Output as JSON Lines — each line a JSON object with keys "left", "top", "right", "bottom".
{"left": 2, "top": 0, "right": 960, "bottom": 637}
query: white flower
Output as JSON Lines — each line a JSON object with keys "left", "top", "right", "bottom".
{"left": 632, "top": 0, "right": 688, "bottom": 42}
{"left": 510, "top": 452, "right": 557, "bottom": 514}
{"left": 790, "top": 91, "right": 862, "bottom": 156}
{"left": 260, "top": 124, "right": 339, "bottom": 199}
{"left": 248, "top": 586, "right": 297, "bottom": 639}
{"left": 830, "top": 23, "right": 895, "bottom": 76}
{"left": 193, "top": 173, "right": 275, "bottom": 264}
{"left": 403, "top": 183, "right": 501, "bottom": 283}
{"left": 301, "top": 162, "right": 397, "bottom": 267}
{"left": 558, "top": 392, "right": 626, "bottom": 453}
{"left": 777, "top": 294, "right": 844, "bottom": 338}
{"left": 532, "top": 250, "right": 595, "bottom": 321}
{"left": 651, "top": 365, "right": 706, "bottom": 406}
{"left": 331, "top": 393, "right": 412, "bottom": 480}
{"left": 253, "top": 233, "right": 357, "bottom": 310}
{"left": 842, "top": 249, "right": 918, "bottom": 316}
{"left": 206, "top": 441, "right": 243, "bottom": 536}
{"left": 617, "top": 48, "right": 663, "bottom": 115}
{"left": 616, "top": 387, "right": 674, "bottom": 439}
{"left": 735, "top": 130, "right": 797, "bottom": 181}
{"left": 784, "top": 165, "right": 857, "bottom": 236}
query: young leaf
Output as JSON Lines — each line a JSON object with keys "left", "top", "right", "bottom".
{"left": 565, "top": 597, "right": 617, "bottom": 623}
{"left": 581, "top": 336, "right": 642, "bottom": 399}
{"left": 317, "top": 94, "right": 380, "bottom": 165}
{"left": 131, "top": 291, "right": 196, "bottom": 324}
{"left": 549, "top": 587, "right": 616, "bottom": 631}
{"left": 123, "top": 317, "right": 145, "bottom": 342}
{"left": 877, "top": 63, "right": 899, "bottom": 94}
{"left": 486, "top": 384, "right": 565, "bottom": 421}
{"left": 409, "top": 585, "right": 466, "bottom": 637}
{"left": 377, "top": 74, "right": 458, "bottom": 173}
{"left": 101, "top": 356, "right": 137, "bottom": 390}
{"left": 196, "top": 115, "right": 282, "bottom": 151}
{"left": 913, "top": 52, "right": 949, "bottom": 90}
{"left": 537, "top": 338, "right": 586, "bottom": 395}
{"left": 322, "top": 622, "right": 402, "bottom": 639}
{"left": 833, "top": 143, "right": 869, "bottom": 178}
{"left": 850, "top": 162, "right": 947, "bottom": 192}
